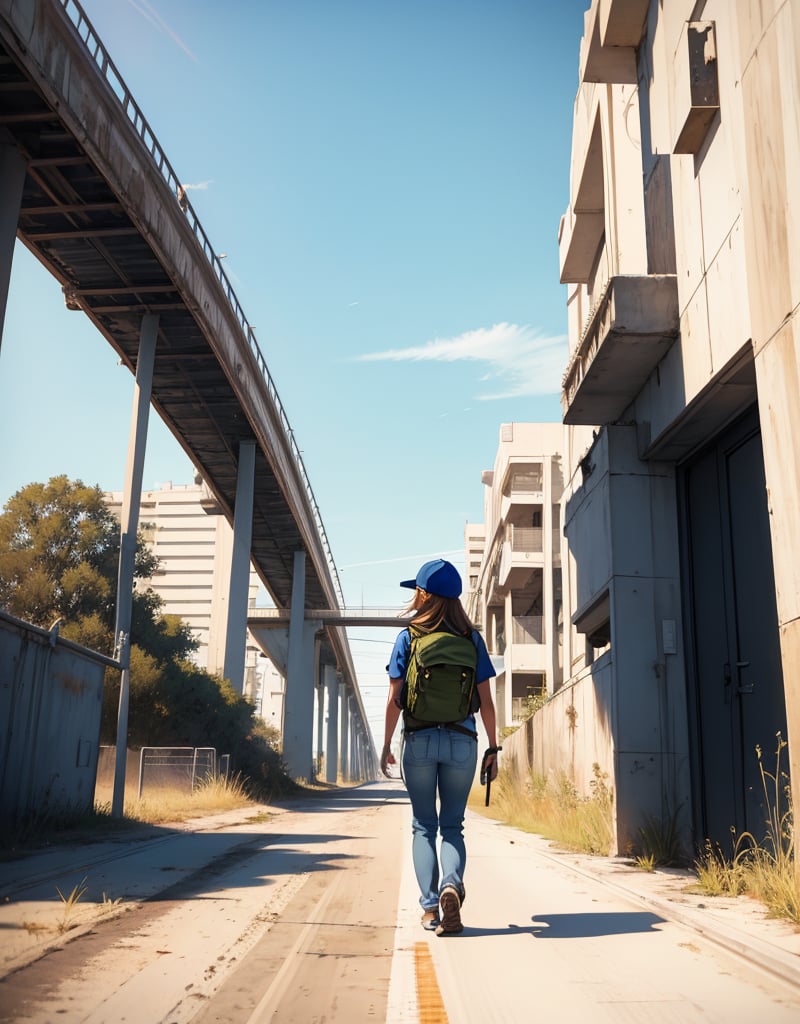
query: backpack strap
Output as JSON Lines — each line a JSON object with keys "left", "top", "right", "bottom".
{"left": 403, "top": 719, "right": 478, "bottom": 739}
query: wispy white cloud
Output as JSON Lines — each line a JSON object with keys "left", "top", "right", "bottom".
{"left": 125, "top": 0, "right": 199, "bottom": 63}
{"left": 181, "top": 180, "right": 213, "bottom": 191}
{"left": 340, "top": 549, "right": 463, "bottom": 570}
{"left": 356, "top": 323, "right": 567, "bottom": 400}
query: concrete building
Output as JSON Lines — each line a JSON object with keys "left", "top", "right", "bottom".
{"left": 524, "top": 0, "right": 799, "bottom": 858}
{"left": 105, "top": 481, "right": 271, "bottom": 707}
{"left": 465, "top": 423, "right": 565, "bottom": 732}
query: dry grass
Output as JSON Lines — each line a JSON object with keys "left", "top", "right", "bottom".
{"left": 692, "top": 737, "right": 800, "bottom": 924}
{"left": 633, "top": 809, "right": 685, "bottom": 868}
{"left": 94, "top": 772, "right": 254, "bottom": 826}
{"left": 471, "top": 763, "right": 614, "bottom": 856}
{"left": 56, "top": 876, "right": 89, "bottom": 933}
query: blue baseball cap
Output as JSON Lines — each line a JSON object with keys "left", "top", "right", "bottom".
{"left": 400, "top": 559, "right": 462, "bottom": 599}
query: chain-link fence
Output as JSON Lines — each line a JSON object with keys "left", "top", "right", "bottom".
{"left": 137, "top": 747, "right": 224, "bottom": 798}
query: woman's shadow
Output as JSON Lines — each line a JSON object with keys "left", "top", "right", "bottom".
{"left": 463, "top": 911, "right": 666, "bottom": 938}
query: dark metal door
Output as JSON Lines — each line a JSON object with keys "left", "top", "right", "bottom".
{"left": 682, "top": 408, "right": 787, "bottom": 850}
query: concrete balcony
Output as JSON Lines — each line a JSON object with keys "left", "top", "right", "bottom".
{"left": 512, "top": 615, "right": 544, "bottom": 644}
{"left": 599, "top": 0, "right": 649, "bottom": 47}
{"left": 559, "top": 206, "right": 605, "bottom": 286}
{"left": 561, "top": 275, "right": 679, "bottom": 426}
{"left": 579, "top": 0, "right": 638, "bottom": 84}
{"left": 508, "top": 616, "right": 546, "bottom": 673}
{"left": 509, "top": 642, "right": 547, "bottom": 674}
{"left": 559, "top": 111, "right": 605, "bottom": 286}
{"left": 499, "top": 462, "right": 544, "bottom": 521}
{"left": 499, "top": 527, "right": 544, "bottom": 588}
{"left": 485, "top": 571, "right": 506, "bottom": 608}
{"left": 500, "top": 491, "right": 543, "bottom": 523}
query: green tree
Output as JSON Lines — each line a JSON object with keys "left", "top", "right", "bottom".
{"left": 0, "top": 477, "right": 294, "bottom": 799}
{"left": 0, "top": 476, "right": 158, "bottom": 649}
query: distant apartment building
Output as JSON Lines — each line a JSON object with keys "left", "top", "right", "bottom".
{"left": 463, "top": 524, "right": 485, "bottom": 623}
{"left": 465, "top": 423, "right": 565, "bottom": 732}
{"left": 105, "top": 481, "right": 281, "bottom": 715}
{"left": 523, "top": 0, "right": 800, "bottom": 858}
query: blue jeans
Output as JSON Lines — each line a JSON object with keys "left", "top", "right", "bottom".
{"left": 402, "top": 726, "right": 478, "bottom": 911}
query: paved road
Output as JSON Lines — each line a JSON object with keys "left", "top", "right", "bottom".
{"left": 1, "top": 783, "right": 799, "bottom": 1022}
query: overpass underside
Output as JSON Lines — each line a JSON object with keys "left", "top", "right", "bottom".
{"left": 0, "top": 0, "right": 374, "bottom": 780}
{"left": 0, "top": 0, "right": 327, "bottom": 610}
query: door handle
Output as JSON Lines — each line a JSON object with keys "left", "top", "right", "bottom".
{"left": 736, "top": 660, "right": 754, "bottom": 694}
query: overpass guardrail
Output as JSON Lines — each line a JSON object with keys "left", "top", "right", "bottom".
{"left": 59, "top": 0, "right": 344, "bottom": 609}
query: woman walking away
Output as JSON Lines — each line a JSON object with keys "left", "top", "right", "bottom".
{"left": 381, "top": 558, "right": 498, "bottom": 936}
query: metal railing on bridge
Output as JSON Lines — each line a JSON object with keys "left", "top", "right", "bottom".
{"left": 60, "top": 0, "right": 344, "bottom": 609}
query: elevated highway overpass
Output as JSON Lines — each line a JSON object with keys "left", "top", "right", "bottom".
{"left": 0, "top": 0, "right": 374, "bottom": 781}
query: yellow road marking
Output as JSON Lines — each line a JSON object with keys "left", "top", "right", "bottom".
{"left": 414, "top": 941, "right": 449, "bottom": 1023}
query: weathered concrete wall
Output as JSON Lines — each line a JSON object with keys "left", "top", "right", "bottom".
{"left": 555, "top": 423, "right": 692, "bottom": 854}
{"left": 0, "top": 611, "right": 109, "bottom": 822}
{"left": 499, "top": 663, "right": 615, "bottom": 809}
{"left": 737, "top": 0, "right": 800, "bottom": 815}
{"left": 503, "top": 650, "right": 691, "bottom": 858}
{"left": 500, "top": 715, "right": 534, "bottom": 788}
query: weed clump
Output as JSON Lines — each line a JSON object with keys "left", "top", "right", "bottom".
{"left": 693, "top": 736, "right": 799, "bottom": 923}
{"left": 633, "top": 808, "right": 685, "bottom": 869}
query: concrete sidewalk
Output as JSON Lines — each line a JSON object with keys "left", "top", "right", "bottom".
{"left": 389, "top": 807, "right": 800, "bottom": 1022}
{"left": 520, "top": 823, "right": 800, "bottom": 990}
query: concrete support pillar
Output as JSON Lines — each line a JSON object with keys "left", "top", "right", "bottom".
{"left": 0, "top": 142, "right": 26, "bottom": 354}
{"left": 349, "top": 709, "right": 359, "bottom": 781}
{"left": 502, "top": 590, "right": 513, "bottom": 728}
{"left": 606, "top": 84, "right": 648, "bottom": 276}
{"left": 283, "top": 551, "right": 316, "bottom": 781}
{"left": 358, "top": 733, "right": 365, "bottom": 781}
{"left": 315, "top": 665, "right": 325, "bottom": 778}
{"left": 543, "top": 454, "right": 556, "bottom": 695}
{"left": 325, "top": 666, "right": 340, "bottom": 784}
{"left": 112, "top": 314, "right": 158, "bottom": 818}
{"left": 357, "top": 737, "right": 365, "bottom": 782}
{"left": 339, "top": 686, "right": 350, "bottom": 781}
{"left": 223, "top": 440, "right": 256, "bottom": 693}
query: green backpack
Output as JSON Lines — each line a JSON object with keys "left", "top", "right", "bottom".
{"left": 403, "top": 626, "right": 479, "bottom": 729}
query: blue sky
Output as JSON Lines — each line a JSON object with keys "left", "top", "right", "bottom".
{"left": 0, "top": 0, "right": 587, "bottom": 738}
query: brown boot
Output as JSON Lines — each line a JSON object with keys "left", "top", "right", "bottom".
{"left": 436, "top": 886, "right": 463, "bottom": 936}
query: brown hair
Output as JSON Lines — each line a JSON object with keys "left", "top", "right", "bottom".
{"left": 407, "top": 589, "right": 475, "bottom": 635}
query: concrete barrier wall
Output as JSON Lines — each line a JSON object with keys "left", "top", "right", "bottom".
{"left": 532, "top": 660, "right": 615, "bottom": 793}
{"left": 0, "top": 611, "right": 108, "bottom": 821}
{"left": 500, "top": 716, "right": 534, "bottom": 787}
{"left": 500, "top": 656, "right": 692, "bottom": 855}
{"left": 502, "top": 658, "right": 615, "bottom": 797}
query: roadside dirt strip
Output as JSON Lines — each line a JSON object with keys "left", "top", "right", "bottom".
{"left": 0, "top": 785, "right": 411, "bottom": 1023}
